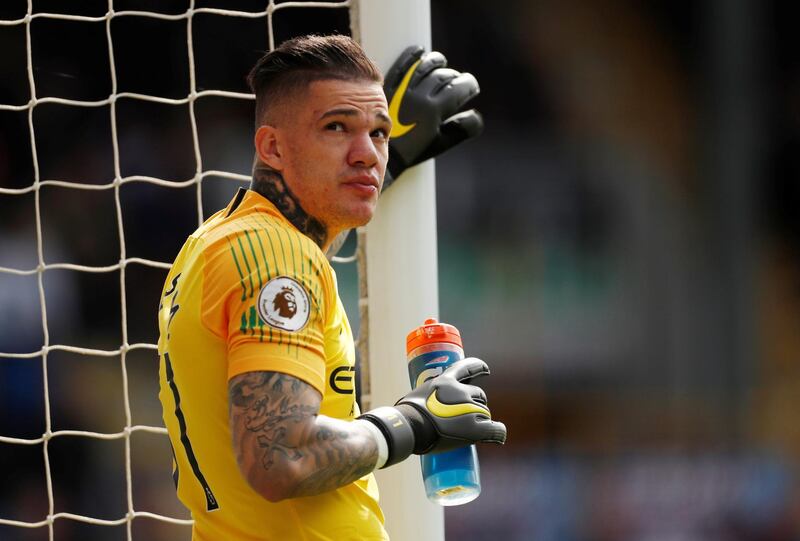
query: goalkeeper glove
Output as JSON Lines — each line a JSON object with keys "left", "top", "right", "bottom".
{"left": 382, "top": 46, "right": 484, "bottom": 190}
{"left": 358, "top": 357, "right": 506, "bottom": 468}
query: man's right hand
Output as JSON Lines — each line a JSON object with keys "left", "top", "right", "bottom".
{"left": 358, "top": 358, "right": 506, "bottom": 468}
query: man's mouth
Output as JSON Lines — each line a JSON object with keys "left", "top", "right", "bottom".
{"left": 343, "top": 175, "right": 380, "bottom": 193}
{"left": 345, "top": 174, "right": 379, "bottom": 188}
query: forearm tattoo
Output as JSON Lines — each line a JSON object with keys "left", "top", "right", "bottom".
{"left": 229, "top": 371, "right": 378, "bottom": 499}
{"left": 250, "top": 163, "right": 328, "bottom": 249}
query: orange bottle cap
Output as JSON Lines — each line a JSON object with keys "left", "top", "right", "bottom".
{"left": 406, "top": 318, "right": 463, "bottom": 353}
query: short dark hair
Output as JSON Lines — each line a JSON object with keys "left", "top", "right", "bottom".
{"left": 247, "top": 34, "right": 383, "bottom": 126}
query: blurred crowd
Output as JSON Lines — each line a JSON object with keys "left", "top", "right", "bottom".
{"left": 1, "top": 0, "right": 799, "bottom": 539}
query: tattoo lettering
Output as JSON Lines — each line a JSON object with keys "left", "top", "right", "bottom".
{"left": 251, "top": 163, "right": 328, "bottom": 248}
{"left": 229, "top": 371, "right": 379, "bottom": 499}
{"left": 230, "top": 373, "right": 314, "bottom": 470}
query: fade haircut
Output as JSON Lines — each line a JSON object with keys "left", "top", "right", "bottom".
{"left": 247, "top": 34, "right": 383, "bottom": 127}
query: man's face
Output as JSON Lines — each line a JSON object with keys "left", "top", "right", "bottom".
{"left": 271, "top": 78, "right": 390, "bottom": 236}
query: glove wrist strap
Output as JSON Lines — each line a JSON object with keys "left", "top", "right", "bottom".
{"left": 358, "top": 407, "right": 415, "bottom": 468}
{"left": 353, "top": 419, "right": 389, "bottom": 469}
{"left": 394, "top": 403, "right": 439, "bottom": 454}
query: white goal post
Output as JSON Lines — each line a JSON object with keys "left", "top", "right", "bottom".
{"left": 354, "top": 1, "right": 445, "bottom": 540}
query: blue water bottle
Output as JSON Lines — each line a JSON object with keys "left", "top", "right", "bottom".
{"left": 406, "top": 318, "right": 481, "bottom": 506}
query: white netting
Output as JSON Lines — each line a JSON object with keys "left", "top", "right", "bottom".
{"left": 0, "top": 1, "right": 363, "bottom": 539}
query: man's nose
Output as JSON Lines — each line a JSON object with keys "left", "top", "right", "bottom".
{"left": 348, "top": 132, "right": 379, "bottom": 167}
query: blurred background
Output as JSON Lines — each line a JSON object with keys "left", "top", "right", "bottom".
{"left": 1, "top": 0, "right": 799, "bottom": 539}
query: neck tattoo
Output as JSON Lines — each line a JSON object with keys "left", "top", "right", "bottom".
{"left": 251, "top": 164, "right": 328, "bottom": 249}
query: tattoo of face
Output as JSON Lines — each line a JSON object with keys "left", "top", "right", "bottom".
{"left": 251, "top": 163, "right": 328, "bottom": 248}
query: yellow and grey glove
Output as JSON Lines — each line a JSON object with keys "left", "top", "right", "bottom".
{"left": 382, "top": 46, "right": 484, "bottom": 191}
{"left": 358, "top": 358, "right": 506, "bottom": 468}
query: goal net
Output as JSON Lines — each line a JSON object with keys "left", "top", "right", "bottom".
{"left": 0, "top": 1, "right": 440, "bottom": 540}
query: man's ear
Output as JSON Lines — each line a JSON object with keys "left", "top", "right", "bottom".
{"left": 255, "top": 125, "right": 283, "bottom": 170}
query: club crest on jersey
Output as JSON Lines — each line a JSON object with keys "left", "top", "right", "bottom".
{"left": 257, "top": 276, "right": 310, "bottom": 332}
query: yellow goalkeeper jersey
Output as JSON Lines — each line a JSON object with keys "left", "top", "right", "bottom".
{"left": 157, "top": 188, "right": 387, "bottom": 541}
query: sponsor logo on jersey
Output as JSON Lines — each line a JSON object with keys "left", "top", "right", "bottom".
{"left": 330, "top": 365, "right": 355, "bottom": 395}
{"left": 257, "top": 276, "right": 310, "bottom": 332}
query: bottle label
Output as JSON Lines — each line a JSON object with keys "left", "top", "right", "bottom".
{"left": 408, "top": 347, "right": 463, "bottom": 389}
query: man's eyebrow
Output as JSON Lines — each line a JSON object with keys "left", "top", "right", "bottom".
{"left": 320, "top": 108, "right": 392, "bottom": 125}
{"left": 320, "top": 108, "right": 359, "bottom": 120}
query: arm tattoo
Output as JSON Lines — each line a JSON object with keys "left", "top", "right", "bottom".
{"left": 230, "top": 372, "right": 312, "bottom": 469}
{"left": 250, "top": 163, "right": 328, "bottom": 248}
{"left": 229, "top": 371, "right": 378, "bottom": 499}
{"left": 293, "top": 423, "right": 378, "bottom": 496}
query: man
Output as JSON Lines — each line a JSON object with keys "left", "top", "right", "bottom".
{"left": 157, "top": 34, "right": 506, "bottom": 540}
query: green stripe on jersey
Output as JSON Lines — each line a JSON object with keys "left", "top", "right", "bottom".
{"left": 244, "top": 230, "right": 263, "bottom": 291}
{"left": 236, "top": 235, "right": 254, "bottom": 299}
{"left": 227, "top": 237, "right": 247, "bottom": 302}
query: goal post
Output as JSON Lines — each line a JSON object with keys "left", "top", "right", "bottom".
{"left": 354, "top": 1, "right": 446, "bottom": 540}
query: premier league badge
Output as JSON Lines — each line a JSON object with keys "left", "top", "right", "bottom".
{"left": 257, "top": 276, "right": 310, "bottom": 332}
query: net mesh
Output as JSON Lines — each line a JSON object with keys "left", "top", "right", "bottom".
{"left": 0, "top": 1, "right": 364, "bottom": 538}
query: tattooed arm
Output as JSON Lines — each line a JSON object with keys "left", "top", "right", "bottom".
{"left": 229, "top": 370, "right": 379, "bottom": 502}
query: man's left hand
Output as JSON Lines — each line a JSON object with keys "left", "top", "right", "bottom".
{"left": 382, "top": 46, "right": 483, "bottom": 190}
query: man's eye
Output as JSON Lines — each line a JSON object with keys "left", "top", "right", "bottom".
{"left": 326, "top": 122, "right": 345, "bottom": 132}
{"left": 371, "top": 128, "right": 389, "bottom": 139}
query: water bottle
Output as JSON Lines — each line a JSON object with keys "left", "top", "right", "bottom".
{"left": 406, "top": 318, "right": 481, "bottom": 506}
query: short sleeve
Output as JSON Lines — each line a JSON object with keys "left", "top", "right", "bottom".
{"left": 200, "top": 222, "right": 330, "bottom": 394}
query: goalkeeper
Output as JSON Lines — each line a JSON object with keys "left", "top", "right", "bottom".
{"left": 157, "top": 34, "right": 505, "bottom": 540}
